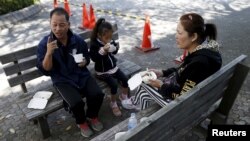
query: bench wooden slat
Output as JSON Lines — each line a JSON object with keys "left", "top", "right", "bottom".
{"left": 15, "top": 47, "right": 37, "bottom": 60}
{"left": 118, "top": 60, "right": 136, "bottom": 69}
{"left": 113, "top": 24, "right": 118, "bottom": 31}
{"left": 112, "top": 32, "right": 119, "bottom": 40}
{"left": 0, "top": 47, "right": 37, "bottom": 64}
{"left": 127, "top": 65, "right": 141, "bottom": 77}
{"left": 8, "top": 70, "right": 42, "bottom": 87}
{"left": 79, "top": 30, "right": 92, "bottom": 40}
{"left": 8, "top": 75, "right": 23, "bottom": 87}
{"left": 0, "top": 53, "right": 16, "bottom": 65}
{"left": 3, "top": 63, "right": 20, "bottom": 76}
{"left": 4, "top": 58, "right": 37, "bottom": 76}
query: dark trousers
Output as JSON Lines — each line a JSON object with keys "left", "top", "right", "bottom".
{"left": 96, "top": 69, "right": 128, "bottom": 95}
{"left": 55, "top": 76, "right": 104, "bottom": 124}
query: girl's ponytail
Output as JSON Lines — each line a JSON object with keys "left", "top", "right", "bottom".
{"left": 91, "top": 18, "right": 106, "bottom": 41}
{"left": 204, "top": 23, "right": 217, "bottom": 41}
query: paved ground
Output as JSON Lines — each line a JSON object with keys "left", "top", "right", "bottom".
{"left": 0, "top": 0, "right": 249, "bottom": 140}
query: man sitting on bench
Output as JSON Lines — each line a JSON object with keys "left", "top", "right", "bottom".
{"left": 36, "top": 7, "right": 104, "bottom": 138}
{"left": 132, "top": 13, "right": 222, "bottom": 110}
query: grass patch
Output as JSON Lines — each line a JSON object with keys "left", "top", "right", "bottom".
{"left": 0, "top": 0, "right": 39, "bottom": 15}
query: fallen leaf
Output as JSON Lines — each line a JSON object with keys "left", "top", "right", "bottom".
{"left": 65, "top": 125, "right": 72, "bottom": 131}
{"left": 9, "top": 128, "right": 15, "bottom": 134}
{"left": 5, "top": 114, "right": 13, "bottom": 118}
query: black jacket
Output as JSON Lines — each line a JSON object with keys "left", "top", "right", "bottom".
{"left": 159, "top": 40, "right": 222, "bottom": 99}
{"left": 90, "top": 39, "right": 119, "bottom": 72}
{"left": 37, "top": 30, "right": 91, "bottom": 88}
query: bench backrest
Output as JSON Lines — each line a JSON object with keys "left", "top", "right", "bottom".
{"left": 0, "top": 24, "right": 119, "bottom": 93}
{"left": 116, "top": 55, "right": 249, "bottom": 141}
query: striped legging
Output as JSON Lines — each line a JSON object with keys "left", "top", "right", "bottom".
{"left": 132, "top": 83, "right": 170, "bottom": 110}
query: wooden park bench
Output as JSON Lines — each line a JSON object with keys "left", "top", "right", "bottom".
{"left": 0, "top": 24, "right": 141, "bottom": 139}
{"left": 91, "top": 54, "right": 249, "bottom": 141}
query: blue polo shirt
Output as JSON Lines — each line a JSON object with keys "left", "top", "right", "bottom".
{"left": 37, "top": 30, "right": 91, "bottom": 88}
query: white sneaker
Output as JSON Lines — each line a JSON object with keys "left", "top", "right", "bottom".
{"left": 130, "top": 96, "right": 141, "bottom": 111}
{"left": 134, "top": 103, "right": 141, "bottom": 111}
{"left": 119, "top": 95, "right": 138, "bottom": 110}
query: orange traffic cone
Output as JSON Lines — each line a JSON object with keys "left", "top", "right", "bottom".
{"left": 136, "top": 15, "right": 159, "bottom": 52}
{"left": 79, "top": 3, "right": 90, "bottom": 30}
{"left": 54, "top": 0, "right": 58, "bottom": 8}
{"left": 174, "top": 50, "right": 188, "bottom": 64}
{"left": 64, "top": 0, "right": 72, "bottom": 16}
{"left": 89, "top": 4, "right": 96, "bottom": 29}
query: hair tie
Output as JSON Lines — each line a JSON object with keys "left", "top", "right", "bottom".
{"left": 188, "top": 15, "right": 192, "bottom": 20}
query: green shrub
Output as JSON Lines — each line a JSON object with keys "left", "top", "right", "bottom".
{"left": 0, "top": 0, "right": 38, "bottom": 15}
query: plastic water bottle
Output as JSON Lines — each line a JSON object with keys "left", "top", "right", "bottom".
{"left": 128, "top": 113, "right": 137, "bottom": 130}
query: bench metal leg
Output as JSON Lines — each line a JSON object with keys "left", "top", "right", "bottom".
{"left": 37, "top": 116, "right": 51, "bottom": 139}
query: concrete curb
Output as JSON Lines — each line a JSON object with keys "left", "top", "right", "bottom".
{"left": 0, "top": 4, "right": 43, "bottom": 29}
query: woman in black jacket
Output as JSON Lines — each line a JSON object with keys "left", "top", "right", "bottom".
{"left": 131, "top": 13, "right": 222, "bottom": 110}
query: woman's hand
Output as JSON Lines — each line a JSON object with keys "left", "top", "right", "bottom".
{"left": 148, "top": 79, "right": 163, "bottom": 88}
{"left": 149, "top": 69, "right": 163, "bottom": 77}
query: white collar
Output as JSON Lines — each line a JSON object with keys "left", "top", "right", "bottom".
{"left": 97, "top": 38, "right": 105, "bottom": 45}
